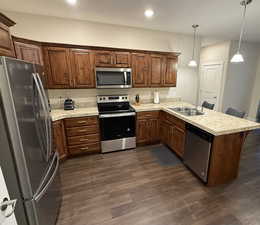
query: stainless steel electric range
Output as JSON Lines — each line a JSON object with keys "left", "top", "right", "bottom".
{"left": 97, "top": 95, "right": 136, "bottom": 153}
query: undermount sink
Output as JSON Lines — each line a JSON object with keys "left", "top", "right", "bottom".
{"left": 169, "top": 107, "right": 205, "bottom": 116}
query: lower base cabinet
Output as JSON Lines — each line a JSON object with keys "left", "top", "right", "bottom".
{"left": 136, "top": 111, "right": 160, "bottom": 145}
{"left": 52, "top": 120, "right": 68, "bottom": 161}
{"left": 160, "top": 111, "right": 186, "bottom": 158}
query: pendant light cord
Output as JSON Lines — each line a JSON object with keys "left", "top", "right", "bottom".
{"left": 238, "top": 2, "right": 247, "bottom": 52}
{"left": 192, "top": 26, "right": 196, "bottom": 59}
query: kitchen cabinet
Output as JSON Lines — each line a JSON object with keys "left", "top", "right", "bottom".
{"left": 164, "top": 56, "right": 177, "bottom": 87}
{"left": 94, "top": 50, "right": 131, "bottom": 67}
{"left": 52, "top": 120, "right": 68, "bottom": 161}
{"left": 150, "top": 54, "right": 165, "bottom": 87}
{"left": 136, "top": 111, "right": 160, "bottom": 145}
{"left": 64, "top": 116, "right": 101, "bottom": 156}
{"left": 43, "top": 46, "right": 72, "bottom": 88}
{"left": 70, "top": 49, "right": 95, "bottom": 88}
{"left": 14, "top": 41, "right": 43, "bottom": 65}
{"left": 132, "top": 53, "right": 150, "bottom": 87}
{"left": 0, "top": 13, "right": 15, "bottom": 57}
{"left": 160, "top": 111, "right": 186, "bottom": 157}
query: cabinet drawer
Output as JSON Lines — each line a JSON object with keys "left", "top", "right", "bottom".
{"left": 68, "top": 142, "right": 100, "bottom": 155}
{"left": 66, "top": 125, "right": 99, "bottom": 137}
{"left": 67, "top": 134, "right": 99, "bottom": 146}
{"left": 137, "top": 111, "right": 160, "bottom": 119}
{"left": 65, "top": 116, "right": 98, "bottom": 128}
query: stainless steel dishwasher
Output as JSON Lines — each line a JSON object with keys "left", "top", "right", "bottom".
{"left": 183, "top": 124, "right": 214, "bottom": 182}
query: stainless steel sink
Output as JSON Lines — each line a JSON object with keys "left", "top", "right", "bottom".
{"left": 169, "top": 107, "right": 205, "bottom": 116}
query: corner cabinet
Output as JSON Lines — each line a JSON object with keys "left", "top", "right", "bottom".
{"left": 70, "top": 49, "right": 95, "bottom": 88}
{"left": 43, "top": 47, "right": 72, "bottom": 88}
{"left": 0, "top": 13, "right": 16, "bottom": 57}
{"left": 14, "top": 41, "right": 43, "bottom": 65}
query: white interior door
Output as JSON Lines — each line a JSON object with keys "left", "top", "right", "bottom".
{"left": 199, "top": 63, "right": 224, "bottom": 111}
{"left": 0, "top": 167, "right": 17, "bottom": 225}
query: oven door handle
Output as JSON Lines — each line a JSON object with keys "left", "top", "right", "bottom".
{"left": 99, "top": 112, "right": 136, "bottom": 118}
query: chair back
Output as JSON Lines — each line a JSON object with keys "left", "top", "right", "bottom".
{"left": 226, "top": 107, "right": 245, "bottom": 118}
{"left": 202, "top": 101, "right": 215, "bottom": 110}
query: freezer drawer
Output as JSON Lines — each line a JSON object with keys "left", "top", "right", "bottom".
{"left": 183, "top": 125, "right": 213, "bottom": 182}
{"left": 25, "top": 153, "right": 61, "bottom": 225}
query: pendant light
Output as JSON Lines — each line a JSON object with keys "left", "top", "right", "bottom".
{"left": 188, "top": 24, "right": 199, "bottom": 67}
{"left": 231, "top": 0, "right": 253, "bottom": 63}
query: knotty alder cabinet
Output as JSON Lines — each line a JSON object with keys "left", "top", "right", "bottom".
{"left": 132, "top": 53, "right": 178, "bottom": 88}
{"left": 136, "top": 111, "right": 160, "bottom": 145}
{"left": 160, "top": 111, "right": 186, "bottom": 157}
{"left": 0, "top": 13, "right": 16, "bottom": 57}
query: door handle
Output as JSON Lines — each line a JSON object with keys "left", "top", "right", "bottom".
{"left": 1, "top": 198, "right": 17, "bottom": 218}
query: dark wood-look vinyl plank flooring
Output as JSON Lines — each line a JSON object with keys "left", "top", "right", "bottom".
{"left": 57, "top": 131, "right": 260, "bottom": 225}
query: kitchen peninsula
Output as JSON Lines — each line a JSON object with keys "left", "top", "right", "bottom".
{"left": 51, "top": 101, "right": 260, "bottom": 187}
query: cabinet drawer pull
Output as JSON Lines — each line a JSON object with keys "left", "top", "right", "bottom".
{"left": 77, "top": 121, "right": 87, "bottom": 124}
{"left": 80, "top": 139, "right": 88, "bottom": 142}
{"left": 79, "top": 129, "right": 87, "bottom": 132}
{"left": 80, "top": 147, "right": 89, "bottom": 151}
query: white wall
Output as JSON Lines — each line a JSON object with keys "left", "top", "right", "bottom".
{"left": 3, "top": 10, "right": 200, "bottom": 105}
{"left": 222, "top": 41, "right": 260, "bottom": 115}
{"left": 248, "top": 56, "right": 260, "bottom": 121}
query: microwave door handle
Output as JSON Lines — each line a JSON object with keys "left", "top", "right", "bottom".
{"left": 124, "top": 72, "right": 127, "bottom": 85}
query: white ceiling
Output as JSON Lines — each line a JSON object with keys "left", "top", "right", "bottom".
{"left": 1, "top": 0, "right": 260, "bottom": 42}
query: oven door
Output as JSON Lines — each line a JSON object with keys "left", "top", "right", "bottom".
{"left": 99, "top": 113, "right": 136, "bottom": 153}
{"left": 96, "top": 68, "right": 132, "bottom": 89}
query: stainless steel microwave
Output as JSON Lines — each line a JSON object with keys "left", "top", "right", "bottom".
{"left": 95, "top": 68, "right": 132, "bottom": 89}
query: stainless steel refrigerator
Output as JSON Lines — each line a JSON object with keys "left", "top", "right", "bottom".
{"left": 0, "top": 56, "right": 61, "bottom": 225}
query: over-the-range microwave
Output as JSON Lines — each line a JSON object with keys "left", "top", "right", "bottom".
{"left": 95, "top": 67, "right": 132, "bottom": 89}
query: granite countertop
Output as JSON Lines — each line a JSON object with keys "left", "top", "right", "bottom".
{"left": 51, "top": 102, "right": 260, "bottom": 136}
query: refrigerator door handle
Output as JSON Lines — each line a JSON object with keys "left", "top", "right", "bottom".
{"left": 34, "top": 152, "right": 59, "bottom": 202}
{"left": 32, "top": 73, "right": 49, "bottom": 162}
{"left": 35, "top": 73, "right": 52, "bottom": 160}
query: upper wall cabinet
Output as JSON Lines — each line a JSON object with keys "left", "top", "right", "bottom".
{"left": 14, "top": 41, "right": 43, "bottom": 65}
{"left": 164, "top": 56, "right": 177, "bottom": 87}
{"left": 94, "top": 50, "right": 131, "bottom": 68}
{"left": 70, "top": 49, "right": 95, "bottom": 88}
{"left": 150, "top": 54, "right": 165, "bottom": 87}
{"left": 0, "top": 13, "right": 16, "bottom": 57}
{"left": 43, "top": 47, "right": 72, "bottom": 89}
{"left": 132, "top": 53, "right": 150, "bottom": 87}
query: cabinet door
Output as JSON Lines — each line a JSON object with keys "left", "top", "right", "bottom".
{"left": 150, "top": 54, "right": 165, "bottom": 87}
{"left": 44, "top": 47, "right": 72, "bottom": 88}
{"left": 132, "top": 53, "right": 150, "bottom": 87}
{"left": 172, "top": 126, "right": 185, "bottom": 157}
{"left": 94, "top": 51, "right": 114, "bottom": 67}
{"left": 14, "top": 41, "right": 43, "bottom": 65}
{"left": 150, "top": 118, "right": 160, "bottom": 144}
{"left": 70, "top": 49, "right": 95, "bottom": 88}
{"left": 136, "top": 119, "right": 150, "bottom": 145}
{"left": 114, "top": 52, "right": 131, "bottom": 67}
{"left": 0, "top": 23, "right": 14, "bottom": 57}
{"left": 52, "top": 120, "right": 68, "bottom": 161}
{"left": 164, "top": 56, "right": 177, "bottom": 87}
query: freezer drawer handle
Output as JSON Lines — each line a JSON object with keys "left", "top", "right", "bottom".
{"left": 0, "top": 198, "right": 17, "bottom": 218}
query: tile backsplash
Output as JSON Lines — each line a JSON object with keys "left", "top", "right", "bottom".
{"left": 48, "top": 88, "right": 181, "bottom": 109}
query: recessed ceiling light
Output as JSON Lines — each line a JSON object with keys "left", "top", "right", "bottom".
{"left": 144, "top": 9, "right": 154, "bottom": 18}
{"left": 66, "top": 0, "right": 77, "bottom": 5}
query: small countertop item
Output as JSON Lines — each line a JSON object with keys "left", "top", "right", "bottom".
{"left": 64, "top": 98, "right": 74, "bottom": 110}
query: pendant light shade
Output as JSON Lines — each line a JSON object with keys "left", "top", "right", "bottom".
{"left": 230, "top": 0, "right": 252, "bottom": 63}
{"left": 188, "top": 24, "right": 199, "bottom": 67}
